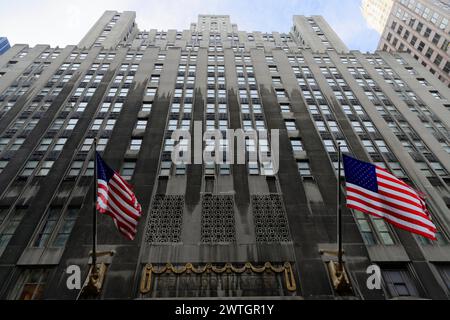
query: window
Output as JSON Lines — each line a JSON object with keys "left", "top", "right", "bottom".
{"left": 285, "top": 120, "right": 297, "bottom": 131}
{"left": 248, "top": 162, "right": 259, "bottom": 175}
{"left": 354, "top": 211, "right": 376, "bottom": 245}
{"left": 0, "top": 208, "right": 26, "bottom": 256}
{"left": 430, "top": 162, "right": 447, "bottom": 176}
{"left": 112, "top": 103, "right": 123, "bottom": 113}
{"left": 65, "top": 119, "right": 78, "bottom": 130}
{"left": 135, "top": 120, "right": 147, "bottom": 130}
{"left": 68, "top": 161, "right": 83, "bottom": 176}
{"left": 297, "top": 161, "right": 311, "bottom": 176}
{"left": 97, "top": 138, "right": 108, "bottom": 152}
{"left": 315, "top": 121, "right": 327, "bottom": 132}
{"left": 275, "top": 89, "right": 287, "bottom": 98}
{"left": 34, "top": 207, "right": 60, "bottom": 247}
{"left": 382, "top": 269, "right": 420, "bottom": 298}
{"left": 375, "top": 140, "right": 389, "bottom": 153}
{"left": 363, "top": 121, "right": 376, "bottom": 133}
{"left": 416, "top": 161, "right": 434, "bottom": 177}
{"left": 0, "top": 138, "right": 10, "bottom": 151}
{"left": 12, "top": 269, "right": 49, "bottom": 300}
{"left": 10, "top": 138, "right": 25, "bottom": 151}
{"left": 37, "top": 138, "right": 52, "bottom": 152}
{"left": 219, "top": 164, "right": 230, "bottom": 175}
{"left": 372, "top": 218, "right": 394, "bottom": 245}
{"left": 141, "top": 102, "right": 152, "bottom": 112}
{"left": 104, "top": 119, "right": 116, "bottom": 131}
{"left": 290, "top": 139, "right": 303, "bottom": 152}
{"left": 120, "top": 161, "right": 135, "bottom": 180}
{"left": 328, "top": 121, "right": 339, "bottom": 133}
{"left": 21, "top": 161, "right": 38, "bottom": 176}
{"left": 159, "top": 161, "right": 171, "bottom": 176}
{"left": 52, "top": 138, "right": 67, "bottom": 151}
{"left": 280, "top": 103, "right": 291, "bottom": 113}
{"left": 91, "top": 119, "right": 102, "bottom": 131}
{"left": 129, "top": 138, "right": 142, "bottom": 151}
{"left": 337, "top": 140, "right": 349, "bottom": 152}
{"left": 323, "top": 140, "right": 335, "bottom": 152}
{"left": 146, "top": 88, "right": 157, "bottom": 97}
{"left": 84, "top": 161, "right": 94, "bottom": 176}
{"left": 362, "top": 140, "right": 376, "bottom": 153}
{"left": 437, "top": 265, "right": 450, "bottom": 292}
{"left": 175, "top": 164, "right": 186, "bottom": 175}
{"left": 0, "top": 160, "right": 8, "bottom": 174}
{"left": 36, "top": 161, "right": 54, "bottom": 176}
{"left": 52, "top": 207, "right": 78, "bottom": 247}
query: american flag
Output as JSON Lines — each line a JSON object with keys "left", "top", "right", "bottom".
{"left": 342, "top": 155, "right": 436, "bottom": 240}
{"left": 96, "top": 152, "right": 142, "bottom": 240}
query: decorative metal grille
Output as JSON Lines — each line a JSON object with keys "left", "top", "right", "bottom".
{"left": 145, "top": 194, "right": 184, "bottom": 243}
{"left": 251, "top": 194, "right": 291, "bottom": 242}
{"left": 201, "top": 194, "right": 235, "bottom": 243}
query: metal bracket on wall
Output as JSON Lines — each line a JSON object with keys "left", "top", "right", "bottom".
{"left": 78, "top": 250, "right": 114, "bottom": 299}
{"left": 319, "top": 249, "right": 353, "bottom": 295}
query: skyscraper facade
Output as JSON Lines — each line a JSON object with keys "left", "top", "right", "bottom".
{"left": 362, "top": 0, "right": 450, "bottom": 87}
{"left": 0, "top": 11, "right": 449, "bottom": 300}
{"left": 0, "top": 38, "right": 10, "bottom": 55}
{"left": 361, "top": 0, "right": 395, "bottom": 34}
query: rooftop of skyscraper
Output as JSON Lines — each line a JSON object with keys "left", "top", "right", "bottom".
{"left": 0, "top": 0, "right": 381, "bottom": 52}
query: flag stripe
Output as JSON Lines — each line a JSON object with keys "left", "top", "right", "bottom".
{"left": 346, "top": 189, "right": 436, "bottom": 231}
{"left": 104, "top": 182, "right": 140, "bottom": 217}
{"left": 100, "top": 208, "right": 136, "bottom": 234}
{"left": 347, "top": 183, "right": 432, "bottom": 222}
{"left": 97, "top": 185, "right": 138, "bottom": 227}
{"left": 97, "top": 194, "right": 137, "bottom": 231}
{"left": 109, "top": 177, "right": 133, "bottom": 201}
{"left": 377, "top": 184, "right": 423, "bottom": 208}
{"left": 376, "top": 173, "right": 422, "bottom": 200}
{"left": 347, "top": 201, "right": 436, "bottom": 239}
{"left": 98, "top": 201, "right": 137, "bottom": 234}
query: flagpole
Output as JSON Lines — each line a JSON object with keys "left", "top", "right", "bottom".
{"left": 337, "top": 142, "right": 343, "bottom": 270}
{"left": 92, "top": 137, "right": 98, "bottom": 276}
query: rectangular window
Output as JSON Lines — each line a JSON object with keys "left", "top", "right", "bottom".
{"left": 290, "top": 139, "right": 303, "bottom": 152}
{"left": 52, "top": 138, "right": 67, "bottom": 151}
{"left": 21, "top": 161, "right": 38, "bottom": 176}
{"left": 129, "top": 138, "right": 142, "bottom": 151}
{"left": 13, "top": 269, "right": 49, "bottom": 300}
{"left": 297, "top": 161, "right": 311, "bottom": 176}
{"left": 0, "top": 208, "right": 26, "bottom": 256}
{"left": 36, "top": 161, "right": 54, "bottom": 176}
{"left": 34, "top": 207, "right": 60, "bottom": 247}
{"left": 52, "top": 207, "right": 78, "bottom": 247}
{"left": 120, "top": 161, "right": 136, "bottom": 180}
{"left": 141, "top": 102, "right": 152, "bottom": 113}
{"left": 382, "top": 269, "right": 420, "bottom": 298}
{"left": 135, "top": 120, "right": 147, "bottom": 130}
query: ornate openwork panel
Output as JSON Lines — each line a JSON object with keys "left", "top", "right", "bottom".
{"left": 251, "top": 194, "right": 291, "bottom": 242}
{"left": 201, "top": 194, "right": 235, "bottom": 243}
{"left": 145, "top": 194, "right": 184, "bottom": 243}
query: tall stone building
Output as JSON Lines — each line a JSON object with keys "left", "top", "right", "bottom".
{"left": 362, "top": 0, "right": 450, "bottom": 87}
{"left": 0, "top": 11, "right": 449, "bottom": 300}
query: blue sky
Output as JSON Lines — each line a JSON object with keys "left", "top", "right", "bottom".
{"left": 0, "top": 0, "right": 380, "bottom": 52}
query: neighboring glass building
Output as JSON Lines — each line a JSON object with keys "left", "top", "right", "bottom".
{"left": 0, "top": 11, "right": 449, "bottom": 300}
{"left": 0, "top": 37, "right": 10, "bottom": 55}
{"left": 362, "top": 0, "right": 450, "bottom": 87}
